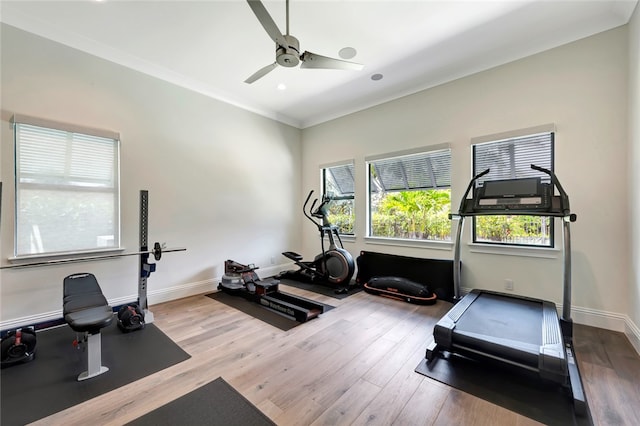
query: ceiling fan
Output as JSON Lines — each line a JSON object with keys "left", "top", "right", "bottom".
{"left": 244, "top": 0, "right": 364, "bottom": 84}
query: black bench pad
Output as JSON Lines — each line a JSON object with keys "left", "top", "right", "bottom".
{"left": 65, "top": 305, "right": 113, "bottom": 333}
{"left": 64, "top": 293, "right": 108, "bottom": 313}
{"left": 63, "top": 273, "right": 113, "bottom": 333}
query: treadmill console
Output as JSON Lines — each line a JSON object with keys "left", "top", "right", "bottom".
{"left": 474, "top": 177, "right": 551, "bottom": 212}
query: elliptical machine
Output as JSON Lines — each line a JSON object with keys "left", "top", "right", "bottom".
{"left": 278, "top": 190, "right": 355, "bottom": 293}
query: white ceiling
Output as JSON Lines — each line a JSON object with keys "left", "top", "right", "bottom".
{"left": 1, "top": 0, "right": 637, "bottom": 129}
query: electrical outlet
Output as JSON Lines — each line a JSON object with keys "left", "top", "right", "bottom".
{"left": 270, "top": 256, "right": 275, "bottom": 265}
{"left": 505, "top": 279, "right": 514, "bottom": 291}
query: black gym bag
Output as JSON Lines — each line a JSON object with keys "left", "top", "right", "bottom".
{"left": 364, "top": 276, "right": 437, "bottom": 305}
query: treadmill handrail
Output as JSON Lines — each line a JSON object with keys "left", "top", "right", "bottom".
{"left": 457, "top": 168, "right": 489, "bottom": 215}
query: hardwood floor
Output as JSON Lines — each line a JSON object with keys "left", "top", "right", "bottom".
{"left": 31, "top": 285, "right": 640, "bottom": 426}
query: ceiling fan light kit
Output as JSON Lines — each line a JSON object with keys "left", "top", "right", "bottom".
{"left": 245, "top": 0, "right": 363, "bottom": 84}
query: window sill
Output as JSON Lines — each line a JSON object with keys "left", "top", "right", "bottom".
{"left": 467, "top": 243, "right": 560, "bottom": 259}
{"left": 364, "top": 237, "right": 453, "bottom": 251}
{"left": 322, "top": 234, "right": 356, "bottom": 244}
{"left": 337, "top": 234, "right": 356, "bottom": 243}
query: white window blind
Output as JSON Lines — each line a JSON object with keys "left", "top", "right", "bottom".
{"left": 473, "top": 132, "right": 554, "bottom": 185}
{"left": 325, "top": 163, "right": 355, "bottom": 197}
{"left": 370, "top": 149, "right": 451, "bottom": 193}
{"left": 13, "top": 117, "right": 120, "bottom": 257}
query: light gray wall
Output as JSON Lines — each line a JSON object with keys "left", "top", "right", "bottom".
{"left": 302, "top": 27, "right": 631, "bottom": 332}
{"left": 0, "top": 24, "right": 303, "bottom": 328}
{"left": 629, "top": 3, "right": 640, "bottom": 352}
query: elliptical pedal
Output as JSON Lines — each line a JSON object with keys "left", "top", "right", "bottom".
{"left": 282, "top": 251, "right": 303, "bottom": 261}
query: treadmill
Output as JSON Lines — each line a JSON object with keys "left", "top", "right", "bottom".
{"left": 426, "top": 164, "right": 587, "bottom": 415}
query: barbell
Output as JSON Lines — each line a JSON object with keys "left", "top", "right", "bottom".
{"left": 0, "top": 242, "right": 186, "bottom": 270}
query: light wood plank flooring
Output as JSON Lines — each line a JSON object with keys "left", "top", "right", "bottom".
{"left": 31, "top": 285, "right": 640, "bottom": 425}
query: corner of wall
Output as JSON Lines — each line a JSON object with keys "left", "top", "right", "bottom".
{"left": 626, "top": 317, "right": 640, "bottom": 355}
{"left": 628, "top": 1, "right": 640, "bottom": 355}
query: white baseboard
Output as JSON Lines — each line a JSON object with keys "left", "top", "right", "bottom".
{"left": 0, "top": 309, "right": 64, "bottom": 331}
{"left": 569, "top": 305, "right": 627, "bottom": 331}
{"left": 147, "top": 278, "right": 217, "bottom": 305}
{"left": 253, "top": 263, "right": 294, "bottom": 279}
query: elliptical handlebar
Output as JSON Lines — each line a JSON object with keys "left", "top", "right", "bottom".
{"left": 303, "top": 190, "right": 322, "bottom": 229}
{"left": 302, "top": 190, "right": 335, "bottom": 230}
{"left": 303, "top": 190, "right": 315, "bottom": 208}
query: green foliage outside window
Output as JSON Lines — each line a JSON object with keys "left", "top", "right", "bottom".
{"left": 475, "top": 215, "right": 551, "bottom": 245}
{"left": 326, "top": 199, "right": 355, "bottom": 234}
{"left": 370, "top": 189, "right": 451, "bottom": 240}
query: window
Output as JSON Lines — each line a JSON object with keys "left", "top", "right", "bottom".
{"left": 472, "top": 129, "right": 554, "bottom": 247}
{"left": 367, "top": 146, "right": 451, "bottom": 241}
{"left": 13, "top": 115, "right": 120, "bottom": 257}
{"left": 321, "top": 162, "right": 355, "bottom": 235}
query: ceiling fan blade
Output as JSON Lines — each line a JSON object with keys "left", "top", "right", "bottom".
{"left": 300, "top": 51, "right": 364, "bottom": 71}
{"left": 245, "top": 62, "right": 278, "bottom": 84}
{"left": 246, "top": 0, "right": 287, "bottom": 48}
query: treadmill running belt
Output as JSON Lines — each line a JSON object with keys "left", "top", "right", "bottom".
{"left": 456, "top": 293, "right": 543, "bottom": 345}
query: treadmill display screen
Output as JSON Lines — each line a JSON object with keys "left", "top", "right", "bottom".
{"left": 474, "top": 177, "right": 551, "bottom": 212}
{"left": 482, "top": 178, "right": 538, "bottom": 197}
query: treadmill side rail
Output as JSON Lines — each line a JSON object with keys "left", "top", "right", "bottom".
{"left": 539, "top": 301, "right": 569, "bottom": 383}
{"left": 567, "top": 344, "right": 588, "bottom": 416}
{"left": 432, "top": 290, "right": 480, "bottom": 348}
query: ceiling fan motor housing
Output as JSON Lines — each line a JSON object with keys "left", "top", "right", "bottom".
{"left": 277, "top": 34, "right": 300, "bottom": 67}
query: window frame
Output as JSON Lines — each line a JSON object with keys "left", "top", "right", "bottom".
{"left": 12, "top": 114, "right": 121, "bottom": 259}
{"left": 365, "top": 144, "right": 452, "bottom": 243}
{"left": 471, "top": 126, "right": 555, "bottom": 248}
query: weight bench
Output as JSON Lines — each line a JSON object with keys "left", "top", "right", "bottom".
{"left": 63, "top": 273, "right": 114, "bottom": 381}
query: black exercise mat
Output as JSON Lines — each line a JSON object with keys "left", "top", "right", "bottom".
{"left": 415, "top": 352, "right": 593, "bottom": 426}
{"left": 1, "top": 323, "right": 190, "bottom": 426}
{"left": 205, "top": 291, "right": 334, "bottom": 331}
{"left": 126, "top": 377, "right": 275, "bottom": 426}
{"left": 278, "top": 278, "right": 363, "bottom": 299}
